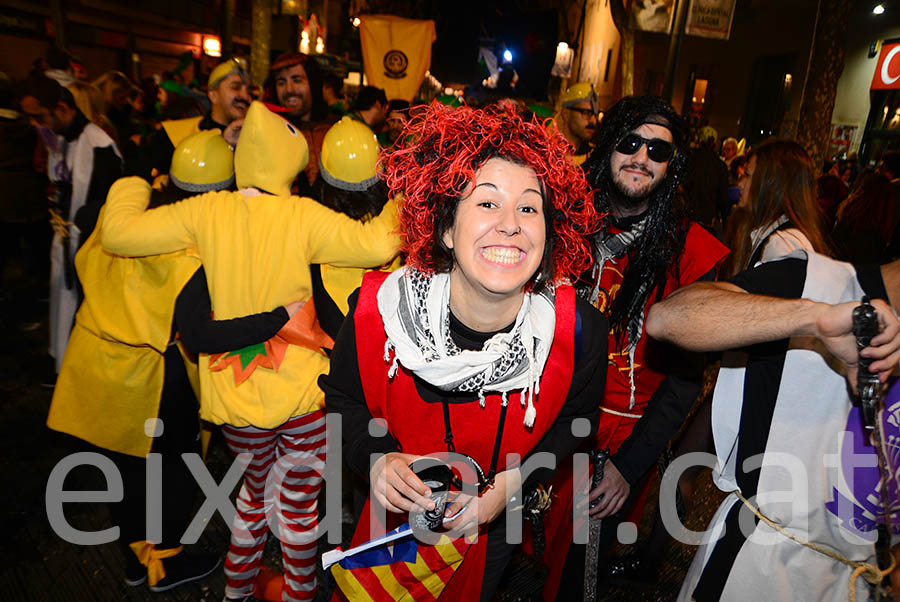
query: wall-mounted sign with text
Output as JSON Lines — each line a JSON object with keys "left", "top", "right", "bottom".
{"left": 685, "top": 0, "right": 737, "bottom": 41}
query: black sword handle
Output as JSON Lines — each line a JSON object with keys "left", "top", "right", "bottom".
{"left": 852, "top": 296, "right": 881, "bottom": 430}
{"left": 588, "top": 448, "right": 610, "bottom": 509}
{"left": 852, "top": 297, "right": 893, "bottom": 572}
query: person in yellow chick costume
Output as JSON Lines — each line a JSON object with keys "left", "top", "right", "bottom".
{"left": 101, "top": 101, "right": 401, "bottom": 602}
{"left": 47, "top": 129, "right": 306, "bottom": 594}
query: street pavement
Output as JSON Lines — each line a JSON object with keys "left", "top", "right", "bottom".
{"left": 0, "top": 282, "right": 725, "bottom": 602}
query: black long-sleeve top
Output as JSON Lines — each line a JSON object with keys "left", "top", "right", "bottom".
{"left": 173, "top": 266, "right": 289, "bottom": 353}
{"left": 320, "top": 289, "right": 608, "bottom": 491}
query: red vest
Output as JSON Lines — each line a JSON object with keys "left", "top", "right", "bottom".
{"left": 598, "top": 222, "right": 729, "bottom": 429}
{"left": 343, "top": 271, "right": 577, "bottom": 600}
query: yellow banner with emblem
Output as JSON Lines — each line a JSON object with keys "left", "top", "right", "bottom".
{"left": 359, "top": 15, "right": 436, "bottom": 102}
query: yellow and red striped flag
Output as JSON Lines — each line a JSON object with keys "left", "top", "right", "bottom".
{"left": 331, "top": 529, "right": 472, "bottom": 601}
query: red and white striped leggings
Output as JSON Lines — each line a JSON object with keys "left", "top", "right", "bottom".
{"left": 221, "top": 409, "right": 326, "bottom": 602}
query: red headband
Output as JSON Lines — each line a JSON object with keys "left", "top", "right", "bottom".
{"left": 269, "top": 52, "right": 307, "bottom": 74}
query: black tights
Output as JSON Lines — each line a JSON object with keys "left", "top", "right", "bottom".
{"left": 108, "top": 346, "right": 201, "bottom": 552}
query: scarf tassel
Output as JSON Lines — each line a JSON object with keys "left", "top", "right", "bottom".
{"left": 522, "top": 345, "right": 538, "bottom": 428}
{"left": 384, "top": 340, "right": 400, "bottom": 380}
{"left": 524, "top": 393, "right": 536, "bottom": 428}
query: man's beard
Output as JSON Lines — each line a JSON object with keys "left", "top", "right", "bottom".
{"left": 611, "top": 162, "right": 660, "bottom": 202}
{"left": 280, "top": 95, "right": 310, "bottom": 119}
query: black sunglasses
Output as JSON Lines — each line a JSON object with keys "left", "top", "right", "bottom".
{"left": 615, "top": 133, "right": 676, "bottom": 163}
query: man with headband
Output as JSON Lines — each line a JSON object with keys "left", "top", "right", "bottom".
{"left": 268, "top": 52, "right": 332, "bottom": 194}
{"left": 129, "top": 58, "right": 250, "bottom": 181}
{"left": 541, "top": 95, "right": 729, "bottom": 598}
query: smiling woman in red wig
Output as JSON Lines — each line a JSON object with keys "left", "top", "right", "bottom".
{"left": 322, "top": 101, "right": 608, "bottom": 601}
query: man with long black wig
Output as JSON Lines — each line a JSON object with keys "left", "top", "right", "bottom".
{"left": 542, "top": 95, "right": 730, "bottom": 598}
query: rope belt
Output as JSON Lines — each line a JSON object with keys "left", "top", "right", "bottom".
{"left": 599, "top": 406, "right": 642, "bottom": 419}
{"left": 49, "top": 208, "right": 73, "bottom": 239}
{"left": 733, "top": 489, "right": 895, "bottom": 602}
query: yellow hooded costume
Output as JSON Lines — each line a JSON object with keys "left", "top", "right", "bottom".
{"left": 46, "top": 130, "right": 241, "bottom": 457}
{"left": 46, "top": 214, "right": 201, "bottom": 457}
{"left": 102, "top": 101, "right": 401, "bottom": 428}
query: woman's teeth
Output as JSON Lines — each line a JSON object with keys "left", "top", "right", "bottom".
{"left": 481, "top": 247, "right": 522, "bottom": 264}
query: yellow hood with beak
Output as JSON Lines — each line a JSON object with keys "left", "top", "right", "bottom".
{"left": 235, "top": 101, "right": 309, "bottom": 196}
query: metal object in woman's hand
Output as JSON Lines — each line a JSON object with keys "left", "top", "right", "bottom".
{"left": 408, "top": 459, "right": 454, "bottom": 532}
{"left": 852, "top": 295, "right": 883, "bottom": 430}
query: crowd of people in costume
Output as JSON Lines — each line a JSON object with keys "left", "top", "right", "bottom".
{"left": 5, "top": 45, "right": 900, "bottom": 602}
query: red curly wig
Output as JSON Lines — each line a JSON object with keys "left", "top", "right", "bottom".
{"left": 380, "top": 101, "right": 599, "bottom": 287}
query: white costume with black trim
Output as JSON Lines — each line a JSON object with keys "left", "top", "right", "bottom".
{"left": 680, "top": 250, "right": 889, "bottom": 602}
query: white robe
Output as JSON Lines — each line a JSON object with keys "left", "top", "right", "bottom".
{"left": 679, "top": 250, "right": 884, "bottom": 602}
{"left": 47, "top": 122, "right": 120, "bottom": 372}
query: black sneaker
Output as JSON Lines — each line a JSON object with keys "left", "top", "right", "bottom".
{"left": 148, "top": 552, "right": 220, "bottom": 593}
{"left": 124, "top": 552, "right": 147, "bottom": 586}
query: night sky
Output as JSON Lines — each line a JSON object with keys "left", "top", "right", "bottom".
{"left": 428, "top": 1, "right": 559, "bottom": 99}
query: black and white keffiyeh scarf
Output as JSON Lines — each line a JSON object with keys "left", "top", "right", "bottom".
{"left": 376, "top": 267, "right": 556, "bottom": 427}
{"left": 587, "top": 215, "right": 649, "bottom": 410}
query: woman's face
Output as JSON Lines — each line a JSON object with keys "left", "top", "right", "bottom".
{"left": 443, "top": 157, "right": 546, "bottom": 305}
{"left": 737, "top": 154, "right": 756, "bottom": 209}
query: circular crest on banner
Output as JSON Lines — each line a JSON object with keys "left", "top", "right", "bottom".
{"left": 383, "top": 50, "right": 408, "bottom": 79}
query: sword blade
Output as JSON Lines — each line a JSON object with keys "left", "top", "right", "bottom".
{"left": 584, "top": 518, "right": 603, "bottom": 602}
{"left": 583, "top": 448, "right": 610, "bottom": 602}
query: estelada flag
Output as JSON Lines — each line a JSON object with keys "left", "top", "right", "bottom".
{"left": 331, "top": 524, "right": 473, "bottom": 601}
{"left": 359, "top": 15, "right": 436, "bottom": 102}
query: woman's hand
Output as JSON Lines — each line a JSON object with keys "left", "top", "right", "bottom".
{"left": 443, "top": 468, "right": 522, "bottom": 532}
{"left": 370, "top": 452, "right": 437, "bottom": 514}
{"left": 283, "top": 300, "right": 305, "bottom": 317}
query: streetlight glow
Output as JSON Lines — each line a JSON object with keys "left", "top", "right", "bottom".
{"left": 873, "top": 4, "right": 885, "bottom": 14}
{"left": 203, "top": 37, "right": 221, "bottom": 57}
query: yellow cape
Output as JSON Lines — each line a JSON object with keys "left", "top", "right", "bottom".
{"left": 47, "top": 207, "right": 201, "bottom": 457}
